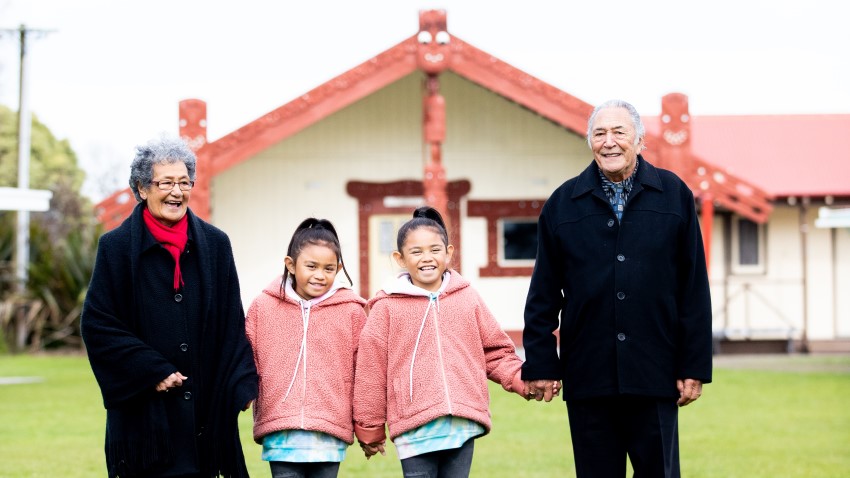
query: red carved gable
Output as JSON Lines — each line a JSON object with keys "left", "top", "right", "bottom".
{"left": 656, "top": 93, "right": 772, "bottom": 223}
{"left": 95, "top": 9, "right": 771, "bottom": 230}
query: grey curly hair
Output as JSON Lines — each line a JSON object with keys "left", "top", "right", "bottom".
{"left": 586, "top": 99, "right": 646, "bottom": 149}
{"left": 129, "top": 136, "right": 197, "bottom": 202}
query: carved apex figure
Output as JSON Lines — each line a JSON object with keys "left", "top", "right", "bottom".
{"left": 661, "top": 93, "right": 691, "bottom": 147}
{"left": 417, "top": 9, "right": 451, "bottom": 75}
{"left": 179, "top": 99, "right": 208, "bottom": 151}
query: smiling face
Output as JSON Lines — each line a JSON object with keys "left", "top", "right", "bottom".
{"left": 285, "top": 243, "right": 340, "bottom": 300}
{"left": 590, "top": 106, "right": 644, "bottom": 182}
{"left": 393, "top": 226, "right": 454, "bottom": 292}
{"left": 138, "top": 161, "right": 191, "bottom": 227}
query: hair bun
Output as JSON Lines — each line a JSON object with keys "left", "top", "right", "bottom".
{"left": 412, "top": 206, "right": 446, "bottom": 230}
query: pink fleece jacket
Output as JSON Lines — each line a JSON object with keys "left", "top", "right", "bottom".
{"left": 246, "top": 276, "right": 367, "bottom": 444}
{"left": 353, "top": 271, "right": 526, "bottom": 444}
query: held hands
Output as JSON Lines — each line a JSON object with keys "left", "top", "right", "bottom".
{"left": 677, "top": 378, "right": 703, "bottom": 407}
{"left": 360, "top": 441, "right": 386, "bottom": 460}
{"left": 155, "top": 371, "right": 188, "bottom": 393}
{"left": 523, "top": 379, "right": 561, "bottom": 402}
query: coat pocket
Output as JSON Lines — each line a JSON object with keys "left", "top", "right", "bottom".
{"left": 392, "top": 376, "right": 407, "bottom": 418}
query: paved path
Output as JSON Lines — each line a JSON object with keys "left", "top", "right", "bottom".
{"left": 714, "top": 354, "right": 850, "bottom": 374}
{"left": 0, "top": 376, "right": 44, "bottom": 385}
{"left": 516, "top": 349, "right": 850, "bottom": 374}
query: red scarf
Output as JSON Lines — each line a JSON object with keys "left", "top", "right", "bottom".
{"left": 143, "top": 208, "right": 189, "bottom": 291}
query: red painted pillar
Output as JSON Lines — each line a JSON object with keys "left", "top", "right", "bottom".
{"left": 179, "top": 99, "right": 210, "bottom": 220}
{"left": 423, "top": 76, "right": 448, "bottom": 222}
{"left": 417, "top": 9, "right": 451, "bottom": 224}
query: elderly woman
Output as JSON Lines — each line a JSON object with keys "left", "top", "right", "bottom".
{"left": 82, "top": 136, "right": 258, "bottom": 477}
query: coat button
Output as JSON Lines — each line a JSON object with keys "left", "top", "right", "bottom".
{"left": 617, "top": 254, "right": 625, "bottom": 262}
{"left": 184, "top": 391, "right": 192, "bottom": 400}
{"left": 180, "top": 343, "right": 188, "bottom": 352}
{"left": 174, "top": 293, "right": 183, "bottom": 302}
{"left": 617, "top": 292, "right": 626, "bottom": 300}
{"left": 607, "top": 219, "right": 615, "bottom": 227}
{"left": 617, "top": 333, "right": 626, "bottom": 341}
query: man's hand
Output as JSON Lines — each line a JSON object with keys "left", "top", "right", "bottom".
{"left": 523, "top": 379, "right": 561, "bottom": 402}
{"left": 677, "top": 378, "right": 703, "bottom": 407}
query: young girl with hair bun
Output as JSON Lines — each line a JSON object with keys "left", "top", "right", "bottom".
{"left": 353, "top": 206, "right": 532, "bottom": 477}
{"left": 246, "top": 218, "right": 367, "bottom": 478}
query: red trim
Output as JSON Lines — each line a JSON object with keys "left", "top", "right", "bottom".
{"left": 657, "top": 93, "right": 772, "bottom": 224}
{"left": 701, "top": 195, "right": 714, "bottom": 270}
{"left": 205, "top": 40, "right": 419, "bottom": 176}
{"left": 448, "top": 37, "right": 592, "bottom": 135}
{"left": 346, "top": 180, "right": 471, "bottom": 298}
{"left": 467, "top": 199, "right": 545, "bottom": 277}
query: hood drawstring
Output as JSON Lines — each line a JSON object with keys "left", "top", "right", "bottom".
{"left": 282, "top": 299, "right": 312, "bottom": 403}
{"left": 409, "top": 292, "right": 439, "bottom": 401}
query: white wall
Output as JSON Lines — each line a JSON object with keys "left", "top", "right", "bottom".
{"left": 711, "top": 203, "right": 850, "bottom": 341}
{"left": 213, "top": 73, "right": 423, "bottom": 307}
{"left": 835, "top": 227, "right": 850, "bottom": 337}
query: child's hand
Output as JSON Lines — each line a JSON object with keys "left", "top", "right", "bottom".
{"left": 360, "top": 441, "right": 386, "bottom": 460}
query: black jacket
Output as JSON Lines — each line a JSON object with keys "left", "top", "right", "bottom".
{"left": 82, "top": 203, "right": 258, "bottom": 477}
{"left": 522, "top": 158, "right": 712, "bottom": 400}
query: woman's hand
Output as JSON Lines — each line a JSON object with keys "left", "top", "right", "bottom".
{"left": 155, "top": 371, "right": 188, "bottom": 392}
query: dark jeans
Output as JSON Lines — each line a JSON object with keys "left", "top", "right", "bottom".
{"left": 399, "top": 438, "right": 475, "bottom": 478}
{"left": 269, "top": 461, "right": 340, "bottom": 478}
{"left": 566, "top": 396, "right": 680, "bottom": 478}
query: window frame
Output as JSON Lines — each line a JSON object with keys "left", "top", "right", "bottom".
{"left": 731, "top": 216, "right": 766, "bottom": 275}
{"left": 497, "top": 217, "right": 538, "bottom": 267}
{"left": 467, "top": 199, "right": 545, "bottom": 277}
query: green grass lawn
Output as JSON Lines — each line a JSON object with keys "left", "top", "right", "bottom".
{"left": 1, "top": 353, "right": 848, "bottom": 477}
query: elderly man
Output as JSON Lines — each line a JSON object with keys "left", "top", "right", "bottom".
{"left": 522, "top": 100, "right": 712, "bottom": 477}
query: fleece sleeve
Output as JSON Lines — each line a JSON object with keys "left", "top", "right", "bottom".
{"left": 474, "top": 292, "right": 525, "bottom": 395}
{"left": 352, "top": 301, "right": 389, "bottom": 445}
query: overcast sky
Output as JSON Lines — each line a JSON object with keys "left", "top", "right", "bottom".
{"left": 1, "top": 0, "right": 848, "bottom": 201}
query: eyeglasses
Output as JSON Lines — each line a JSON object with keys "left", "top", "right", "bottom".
{"left": 151, "top": 180, "right": 195, "bottom": 191}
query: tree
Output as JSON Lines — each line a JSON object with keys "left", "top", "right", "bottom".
{"left": 0, "top": 103, "right": 100, "bottom": 352}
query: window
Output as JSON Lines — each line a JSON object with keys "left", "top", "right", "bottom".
{"left": 500, "top": 219, "right": 537, "bottom": 263}
{"left": 732, "top": 217, "right": 765, "bottom": 274}
{"left": 467, "top": 199, "right": 544, "bottom": 277}
{"left": 738, "top": 219, "right": 759, "bottom": 266}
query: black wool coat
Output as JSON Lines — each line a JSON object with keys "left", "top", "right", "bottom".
{"left": 522, "top": 158, "right": 712, "bottom": 401}
{"left": 81, "top": 203, "right": 258, "bottom": 477}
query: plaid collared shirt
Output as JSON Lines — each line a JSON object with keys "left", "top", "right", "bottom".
{"left": 598, "top": 160, "right": 639, "bottom": 222}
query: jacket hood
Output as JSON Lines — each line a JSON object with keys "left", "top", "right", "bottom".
{"left": 261, "top": 275, "right": 365, "bottom": 308}
{"left": 368, "top": 270, "right": 469, "bottom": 307}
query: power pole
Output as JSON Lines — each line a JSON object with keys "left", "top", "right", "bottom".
{"left": 1, "top": 24, "right": 54, "bottom": 350}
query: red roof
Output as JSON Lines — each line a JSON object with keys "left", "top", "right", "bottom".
{"left": 646, "top": 115, "right": 850, "bottom": 198}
